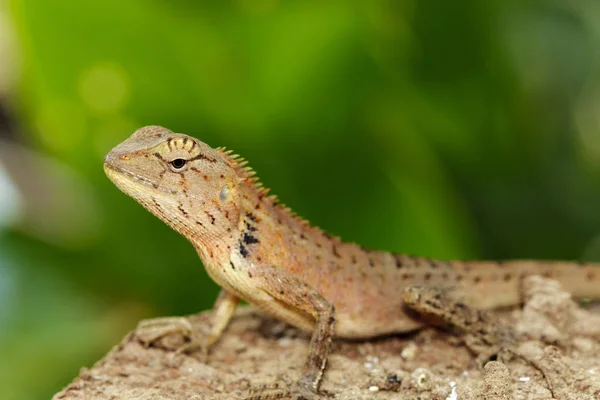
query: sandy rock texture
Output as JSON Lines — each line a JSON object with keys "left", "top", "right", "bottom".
{"left": 54, "top": 276, "right": 600, "bottom": 400}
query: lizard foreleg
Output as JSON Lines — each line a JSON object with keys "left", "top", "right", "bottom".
{"left": 134, "top": 289, "right": 239, "bottom": 359}
{"left": 248, "top": 266, "right": 335, "bottom": 400}
{"left": 177, "top": 289, "right": 239, "bottom": 357}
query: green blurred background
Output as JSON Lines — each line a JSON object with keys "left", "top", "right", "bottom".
{"left": 1, "top": 1, "right": 600, "bottom": 399}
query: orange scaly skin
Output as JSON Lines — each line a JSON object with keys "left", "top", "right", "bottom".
{"left": 104, "top": 126, "right": 600, "bottom": 399}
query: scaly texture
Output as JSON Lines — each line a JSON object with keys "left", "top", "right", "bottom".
{"left": 104, "top": 125, "right": 600, "bottom": 398}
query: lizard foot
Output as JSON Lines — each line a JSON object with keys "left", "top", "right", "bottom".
{"left": 134, "top": 316, "right": 219, "bottom": 363}
{"left": 246, "top": 374, "right": 330, "bottom": 400}
{"left": 134, "top": 316, "right": 194, "bottom": 351}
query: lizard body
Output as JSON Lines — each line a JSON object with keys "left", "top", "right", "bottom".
{"left": 104, "top": 125, "right": 600, "bottom": 398}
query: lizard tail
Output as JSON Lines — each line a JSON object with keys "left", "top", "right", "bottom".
{"left": 459, "top": 260, "right": 600, "bottom": 309}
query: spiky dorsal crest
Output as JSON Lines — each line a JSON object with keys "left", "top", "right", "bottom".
{"left": 217, "top": 146, "right": 312, "bottom": 228}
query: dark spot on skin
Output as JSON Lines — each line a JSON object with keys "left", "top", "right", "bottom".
{"left": 203, "top": 175, "right": 210, "bottom": 181}
{"left": 245, "top": 212, "right": 259, "bottom": 223}
{"left": 328, "top": 315, "right": 335, "bottom": 325}
{"left": 152, "top": 183, "right": 159, "bottom": 189}
{"left": 456, "top": 274, "right": 463, "bottom": 282}
{"left": 154, "top": 152, "right": 166, "bottom": 162}
{"left": 183, "top": 138, "right": 188, "bottom": 145}
{"left": 225, "top": 210, "right": 230, "bottom": 219}
{"left": 425, "top": 300, "right": 436, "bottom": 308}
{"left": 189, "top": 140, "right": 196, "bottom": 151}
{"left": 300, "top": 233, "right": 307, "bottom": 240}
{"left": 196, "top": 221, "right": 204, "bottom": 227}
{"left": 332, "top": 244, "right": 341, "bottom": 258}
{"left": 587, "top": 271, "right": 596, "bottom": 280}
{"left": 152, "top": 199, "right": 163, "bottom": 211}
{"left": 424, "top": 272, "right": 432, "bottom": 281}
{"left": 245, "top": 222, "right": 257, "bottom": 232}
{"left": 543, "top": 271, "right": 552, "bottom": 278}
{"left": 316, "top": 255, "right": 322, "bottom": 261}
{"left": 243, "top": 232, "right": 259, "bottom": 245}
{"left": 316, "top": 242, "right": 322, "bottom": 248}
{"left": 428, "top": 259, "right": 438, "bottom": 269}
{"left": 394, "top": 254, "right": 403, "bottom": 269}
{"left": 188, "top": 153, "right": 217, "bottom": 163}
{"left": 279, "top": 290, "right": 284, "bottom": 295}
{"left": 277, "top": 217, "right": 282, "bottom": 224}
{"left": 351, "top": 254, "right": 357, "bottom": 264}
{"left": 220, "top": 174, "right": 224, "bottom": 178}
{"left": 473, "top": 276, "right": 482, "bottom": 284}
{"left": 248, "top": 271, "right": 253, "bottom": 278}
{"left": 503, "top": 273, "right": 512, "bottom": 282}
{"left": 230, "top": 261, "right": 236, "bottom": 270}
{"left": 205, "top": 211, "right": 216, "bottom": 224}
{"left": 257, "top": 256, "right": 262, "bottom": 262}
{"left": 369, "top": 258, "right": 375, "bottom": 268}
{"left": 402, "top": 273, "right": 412, "bottom": 280}
{"left": 239, "top": 241, "right": 249, "bottom": 258}
{"left": 441, "top": 272, "right": 449, "bottom": 279}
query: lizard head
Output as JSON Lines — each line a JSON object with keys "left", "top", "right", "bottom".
{"left": 104, "top": 125, "right": 243, "bottom": 243}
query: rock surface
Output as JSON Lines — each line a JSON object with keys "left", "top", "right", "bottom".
{"left": 54, "top": 277, "right": 600, "bottom": 400}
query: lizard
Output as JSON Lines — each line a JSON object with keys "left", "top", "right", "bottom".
{"left": 103, "top": 125, "right": 600, "bottom": 399}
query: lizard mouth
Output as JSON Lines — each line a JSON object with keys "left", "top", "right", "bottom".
{"left": 103, "top": 163, "right": 179, "bottom": 196}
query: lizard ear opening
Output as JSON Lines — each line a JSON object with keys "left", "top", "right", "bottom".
{"left": 219, "top": 185, "right": 230, "bottom": 201}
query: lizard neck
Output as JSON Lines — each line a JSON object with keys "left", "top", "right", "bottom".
{"left": 231, "top": 179, "right": 333, "bottom": 269}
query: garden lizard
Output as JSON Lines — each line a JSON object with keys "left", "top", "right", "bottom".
{"left": 104, "top": 125, "right": 600, "bottom": 399}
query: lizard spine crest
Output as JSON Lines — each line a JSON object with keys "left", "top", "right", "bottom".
{"left": 217, "top": 147, "right": 316, "bottom": 232}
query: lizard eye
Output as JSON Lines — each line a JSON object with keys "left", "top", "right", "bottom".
{"left": 170, "top": 159, "right": 187, "bottom": 169}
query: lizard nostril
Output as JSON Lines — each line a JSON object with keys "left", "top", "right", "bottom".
{"left": 120, "top": 155, "right": 130, "bottom": 161}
